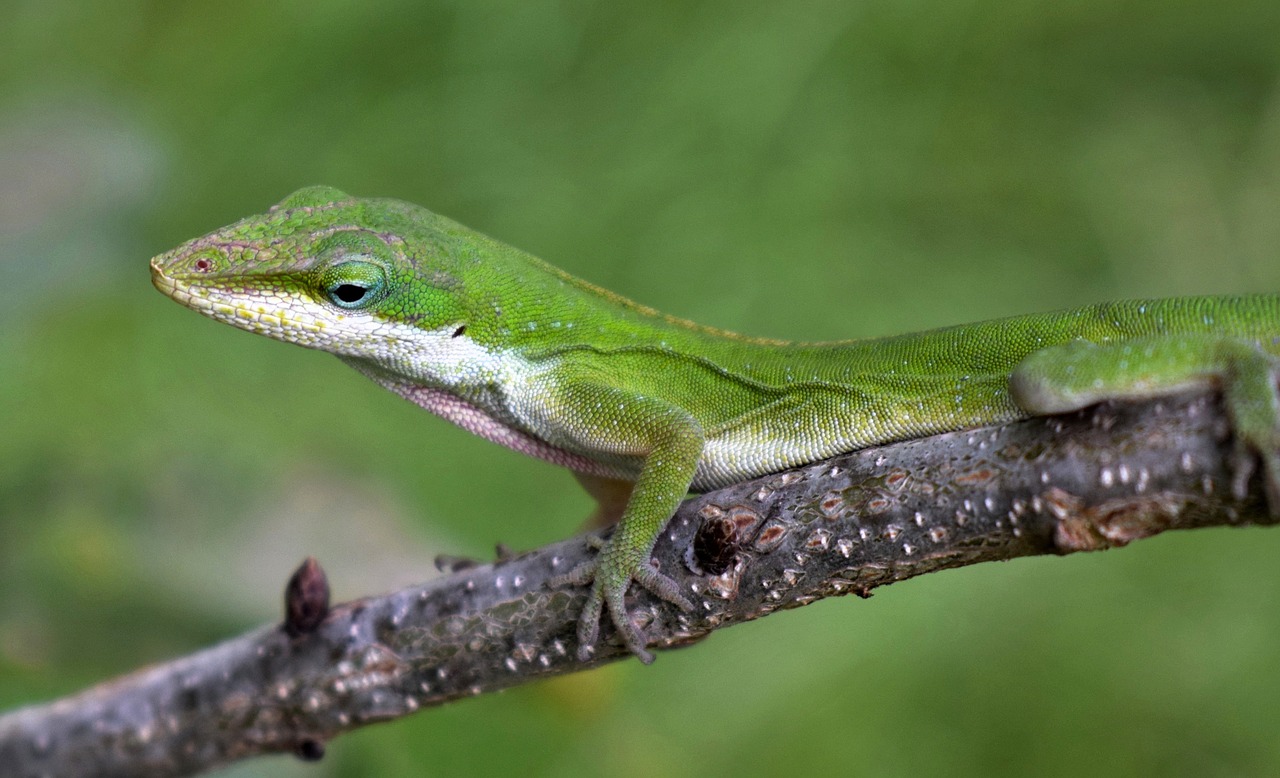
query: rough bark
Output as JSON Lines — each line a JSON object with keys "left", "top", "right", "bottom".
{"left": 0, "top": 391, "right": 1269, "bottom": 778}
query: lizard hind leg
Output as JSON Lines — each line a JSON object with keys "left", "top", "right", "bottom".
{"left": 1010, "top": 335, "right": 1280, "bottom": 517}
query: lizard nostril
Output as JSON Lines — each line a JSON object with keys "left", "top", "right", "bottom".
{"left": 194, "top": 257, "right": 213, "bottom": 272}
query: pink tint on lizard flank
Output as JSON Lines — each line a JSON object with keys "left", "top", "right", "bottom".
{"left": 391, "top": 382, "right": 626, "bottom": 480}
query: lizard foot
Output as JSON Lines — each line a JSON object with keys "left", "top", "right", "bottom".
{"left": 550, "top": 536, "right": 694, "bottom": 664}
{"left": 1228, "top": 433, "right": 1280, "bottom": 517}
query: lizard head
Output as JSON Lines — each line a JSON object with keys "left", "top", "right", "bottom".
{"left": 149, "top": 186, "right": 477, "bottom": 364}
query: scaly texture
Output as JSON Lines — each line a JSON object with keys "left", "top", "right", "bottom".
{"left": 151, "top": 185, "right": 1280, "bottom": 661}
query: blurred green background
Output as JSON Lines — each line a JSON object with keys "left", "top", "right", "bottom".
{"left": 4, "top": 1, "right": 1280, "bottom": 775}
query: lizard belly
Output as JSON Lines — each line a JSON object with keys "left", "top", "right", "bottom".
{"left": 695, "top": 427, "right": 848, "bottom": 491}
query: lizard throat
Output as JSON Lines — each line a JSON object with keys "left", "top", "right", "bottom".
{"left": 341, "top": 358, "right": 627, "bottom": 478}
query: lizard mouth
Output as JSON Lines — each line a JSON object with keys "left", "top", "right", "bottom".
{"left": 149, "top": 255, "right": 211, "bottom": 316}
{"left": 149, "top": 256, "right": 178, "bottom": 295}
{"left": 149, "top": 252, "right": 247, "bottom": 325}
{"left": 149, "top": 250, "right": 368, "bottom": 352}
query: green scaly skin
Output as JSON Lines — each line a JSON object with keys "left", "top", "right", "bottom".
{"left": 151, "top": 186, "right": 1280, "bottom": 662}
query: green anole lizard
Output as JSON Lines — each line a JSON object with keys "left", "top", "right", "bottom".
{"left": 151, "top": 185, "right": 1280, "bottom": 663}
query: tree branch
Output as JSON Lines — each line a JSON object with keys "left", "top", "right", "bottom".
{"left": 0, "top": 391, "right": 1270, "bottom": 777}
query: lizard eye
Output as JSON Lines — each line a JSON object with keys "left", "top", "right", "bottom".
{"left": 321, "top": 261, "right": 387, "bottom": 309}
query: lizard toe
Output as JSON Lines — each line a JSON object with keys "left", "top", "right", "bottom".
{"left": 603, "top": 582, "right": 654, "bottom": 664}
{"left": 575, "top": 580, "right": 605, "bottom": 661}
{"left": 1230, "top": 438, "right": 1258, "bottom": 502}
{"left": 634, "top": 566, "right": 694, "bottom": 612}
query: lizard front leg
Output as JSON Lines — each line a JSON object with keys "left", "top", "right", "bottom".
{"left": 546, "top": 382, "right": 704, "bottom": 663}
{"left": 1010, "top": 334, "right": 1280, "bottom": 513}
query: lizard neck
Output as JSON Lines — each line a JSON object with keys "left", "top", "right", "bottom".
{"left": 442, "top": 247, "right": 794, "bottom": 367}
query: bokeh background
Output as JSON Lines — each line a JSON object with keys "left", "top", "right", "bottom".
{"left": 5, "top": 1, "right": 1280, "bottom": 775}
